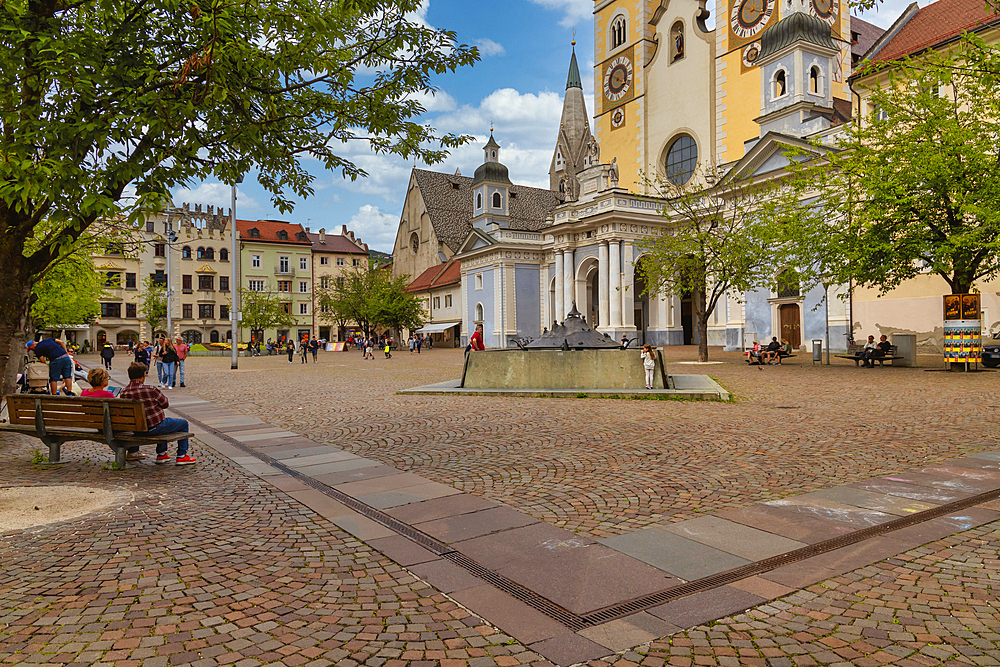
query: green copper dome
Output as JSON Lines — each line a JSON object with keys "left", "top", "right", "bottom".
{"left": 757, "top": 13, "right": 837, "bottom": 62}
{"left": 472, "top": 160, "right": 512, "bottom": 185}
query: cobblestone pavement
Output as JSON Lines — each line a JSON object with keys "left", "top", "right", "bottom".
{"left": 180, "top": 347, "right": 1000, "bottom": 538}
{"left": 636, "top": 516, "right": 1000, "bottom": 667}
{"left": 0, "top": 437, "right": 543, "bottom": 667}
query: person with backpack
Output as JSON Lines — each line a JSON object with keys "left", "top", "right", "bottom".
{"left": 100, "top": 342, "right": 115, "bottom": 370}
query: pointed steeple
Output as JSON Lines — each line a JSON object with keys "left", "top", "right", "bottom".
{"left": 566, "top": 42, "right": 582, "bottom": 90}
{"left": 549, "top": 42, "right": 594, "bottom": 195}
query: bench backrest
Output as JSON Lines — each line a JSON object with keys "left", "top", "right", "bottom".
{"left": 5, "top": 395, "right": 147, "bottom": 432}
{"left": 848, "top": 342, "right": 898, "bottom": 354}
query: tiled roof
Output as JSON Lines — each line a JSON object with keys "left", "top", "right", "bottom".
{"left": 831, "top": 97, "right": 853, "bottom": 125}
{"left": 411, "top": 169, "right": 561, "bottom": 253}
{"left": 407, "top": 259, "right": 461, "bottom": 292}
{"left": 870, "top": 0, "right": 1000, "bottom": 64}
{"left": 236, "top": 219, "right": 311, "bottom": 245}
{"left": 307, "top": 232, "right": 368, "bottom": 254}
{"left": 850, "top": 17, "right": 885, "bottom": 62}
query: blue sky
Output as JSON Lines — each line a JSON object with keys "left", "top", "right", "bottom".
{"left": 170, "top": 0, "right": 919, "bottom": 253}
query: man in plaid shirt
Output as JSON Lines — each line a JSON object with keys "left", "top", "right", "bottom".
{"left": 120, "top": 362, "right": 196, "bottom": 465}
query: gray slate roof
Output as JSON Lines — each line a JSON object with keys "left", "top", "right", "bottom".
{"left": 412, "top": 169, "right": 561, "bottom": 253}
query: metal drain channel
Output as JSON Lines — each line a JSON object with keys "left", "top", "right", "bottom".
{"left": 178, "top": 407, "right": 1000, "bottom": 631}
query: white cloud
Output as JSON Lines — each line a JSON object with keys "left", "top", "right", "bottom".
{"left": 526, "top": 0, "right": 591, "bottom": 27}
{"left": 411, "top": 89, "right": 458, "bottom": 113}
{"left": 348, "top": 204, "right": 399, "bottom": 251}
{"left": 434, "top": 88, "right": 564, "bottom": 145}
{"left": 474, "top": 38, "right": 506, "bottom": 57}
{"left": 173, "top": 183, "right": 262, "bottom": 212}
{"left": 855, "top": 0, "right": 923, "bottom": 29}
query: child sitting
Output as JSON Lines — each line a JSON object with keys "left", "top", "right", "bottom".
{"left": 744, "top": 341, "right": 762, "bottom": 365}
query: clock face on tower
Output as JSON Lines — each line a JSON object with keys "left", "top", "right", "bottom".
{"left": 730, "top": 0, "right": 774, "bottom": 40}
{"left": 603, "top": 55, "right": 633, "bottom": 102}
{"left": 810, "top": 0, "right": 838, "bottom": 25}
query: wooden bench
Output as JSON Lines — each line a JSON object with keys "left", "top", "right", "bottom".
{"left": 0, "top": 395, "right": 192, "bottom": 468}
{"left": 745, "top": 348, "right": 796, "bottom": 365}
{"left": 834, "top": 343, "right": 903, "bottom": 367}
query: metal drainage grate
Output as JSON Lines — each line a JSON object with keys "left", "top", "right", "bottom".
{"left": 179, "top": 408, "right": 1000, "bottom": 631}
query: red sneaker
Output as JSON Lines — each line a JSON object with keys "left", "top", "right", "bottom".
{"left": 155, "top": 454, "right": 171, "bottom": 464}
{"left": 175, "top": 455, "right": 197, "bottom": 466}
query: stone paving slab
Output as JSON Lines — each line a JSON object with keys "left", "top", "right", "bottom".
{"left": 449, "top": 584, "right": 572, "bottom": 644}
{"left": 355, "top": 483, "right": 462, "bottom": 510}
{"left": 312, "top": 463, "right": 404, "bottom": 486}
{"left": 529, "top": 633, "right": 611, "bottom": 666}
{"left": 762, "top": 495, "right": 894, "bottom": 528}
{"left": 409, "top": 559, "right": 486, "bottom": 594}
{"left": 715, "top": 503, "right": 860, "bottom": 544}
{"left": 287, "top": 456, "right": 381, "bottom": 475}
{"left": 334, "top": 470, "right": 433, "bottom": 496}
{"left": 658, "top": 514, "right": 808, "bottom": 561}
{"left": 646, "top": 585, "right": 767, "bottom": 628}
{"left": 269, "top": 445, "right": 342, "bottom": 459}
{"left": 280, "top": 449, "right": 361, "bottom": 467}
{"left": 416, "top": 506, "right": 540, "bottom": 543}
{"left": 599, "top": 527, "right": 750, "bottom": 581}
{"left": 458, "top": 523, "right": 679, "bottom": 615}
{"left": 577, "top": 612, "right": 680, "bottom": 652}
{"left": 802, "top": 485, "right": 939, "bottom": 515}
{"left": 367, "top": 534, "right": 440, "bottom": 566}
{"left": 847, "top": 476, "right": 979, "bottom": 503}
{"left": 386, "top": 493, "right": 503, "bottom": 523}
{"left": 230, "top": 429, "right": 301, "bottom": 442}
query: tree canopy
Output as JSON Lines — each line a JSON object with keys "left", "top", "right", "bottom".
{"left": 788, "top": 34, "right": 1000, "bottom": 296}
{"left": 0, "top": 0, "right": 478, "bottom": 394}
{"left": 30, "top": 256, "right": 105, "bottom": 331}
{"left": 317, "top": 267, "right": 423, "bottom": 337}
{"left": 239, "top": 284, "right": 296, "bottom": 339}
{"left": 138, "top": 277, "right": 167, "bottom": 337}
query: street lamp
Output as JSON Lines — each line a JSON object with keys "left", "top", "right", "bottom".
{"left": 165, "top": 212, "right": 176, "bottom": 340}
{"left": 231, "top": 175, "right": 243, "bottom": 370}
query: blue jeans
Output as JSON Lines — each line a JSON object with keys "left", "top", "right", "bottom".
{"left": 155, "top": 361, "right": 164, "bottom": 384}
{"left": 162, "top": 361, "right": 176, "bottom": 387}
{"left": 176, "top": 359, "right": 185, "bottom": 385}
{"left": 144, "top": 417, "right": 189, "bottom": 456}
{"left": 48, "top": 355, "right": 73, "bottom": 381}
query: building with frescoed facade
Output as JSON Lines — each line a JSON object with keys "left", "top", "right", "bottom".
{"left": 91, "top": 205, "right": 236, "bottom": 347}
{"left": 237, "top": 219, "right": 313, "bottom": 345}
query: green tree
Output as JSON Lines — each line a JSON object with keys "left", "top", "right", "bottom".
{"left": 318, "top": 267, "right": 422, "bottom": 338}
{"left": 31, "top": 256, "right": 104, "bottom": 332}
{"left": 239, "top": 285, "right": 296, "bottom": 341}
{"left": 139, "top": 277, "right": 168, "bottom": 338}
{"left": 790, "top": 35, "right": 1000, "bottom": 297}
{"left": 638, "top": 168, "right": 789, "bottom": 362}
{"left": 0, "top": 0, "right": 478, "bottom": 395}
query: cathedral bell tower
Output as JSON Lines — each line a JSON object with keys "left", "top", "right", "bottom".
{"left": 472, "top": 132, "right": 512, "bottom": 230}
{"left": 549, "top": 42, "right": 596, "bottom": 201}
{"left": 753, "top": 0, "right": 839, "bottom": 137}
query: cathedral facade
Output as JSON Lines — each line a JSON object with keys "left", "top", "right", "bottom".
{"left": 394, "top": 0, "right": 886, "bottom": 350}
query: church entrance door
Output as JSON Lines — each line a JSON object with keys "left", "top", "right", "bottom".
{"left": 779, "top": 303, "right": 801, "bottom": 348}
{"left": 681, "top": 299, "right": 693, "bottom": 345}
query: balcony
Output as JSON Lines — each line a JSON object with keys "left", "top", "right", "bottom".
{"left": 274, "top": 265, "right": 296, "bottom": 276}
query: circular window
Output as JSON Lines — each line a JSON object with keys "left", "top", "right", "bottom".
{"left": 410, "top": 233, "right": 419, "bottom": 254}
{"left": 665, "top": 135, "right": 698, "bottom": 185}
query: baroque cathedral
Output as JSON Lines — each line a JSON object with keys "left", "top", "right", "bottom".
{"left": 393, "top": 0, "right": 886, "bottom": 350}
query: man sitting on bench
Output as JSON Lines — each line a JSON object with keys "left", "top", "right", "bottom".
{"left": 865, "top": 335, "right": 892, "bottom": 367}
{"left": 120, "top": 362, "right": 197, "bottom": 466}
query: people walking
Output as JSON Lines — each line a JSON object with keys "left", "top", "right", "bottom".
{"left": 286, "top": 339, "right": 295, "bottom": 363}
{"left": 100, "top": 341, "right": 115, "bottom": 370}
{"left": 160, "top": 339, "right": 179, "bottom": 389}
{"left": 384, "top": 339, "right": 392, "bottom": 359}
{"left": 151, "top": 337, "right": 166, "bottom": 387}
{"left": 174, "top": 337, "right": 189, "bottom": 387}
{"left": 310, "top": 338, "right": 319, "bottom": 362}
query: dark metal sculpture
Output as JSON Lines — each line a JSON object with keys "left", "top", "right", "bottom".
{"left": 526, "top": 302, "right": 620, "bottom": 350}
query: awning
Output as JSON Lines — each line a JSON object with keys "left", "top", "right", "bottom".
{"left": 414, "top": 322, "right": 459, "bottom": 334}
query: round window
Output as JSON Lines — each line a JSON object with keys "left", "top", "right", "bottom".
{"left": 410, "top": 233, "right": 419, "bottom": 254}
{"left": 665, "top": 135, "right": 698, "bottom": 186}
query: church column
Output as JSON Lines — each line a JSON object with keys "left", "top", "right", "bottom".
{"left": 609, "top": 240, "right": 622, "bottom": 327}
{"left": 554, "top": 251, "right": 564, "bottom": 324}
{"left": 622, "top": 240, "right": 635, "bottom": 328}
{"left": 563, "top": 248, "right": 575, "bottom": 316}
{"left": 598, "top": 242, "right": 610, "bottom": 328}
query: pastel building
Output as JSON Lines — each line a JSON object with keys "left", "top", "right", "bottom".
{"left": 308, "top": 226, "right": 370, "bottom": 341}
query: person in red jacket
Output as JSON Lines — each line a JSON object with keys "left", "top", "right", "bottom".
{"left": 467, "top": 324, "right": 486, "bottom": 353}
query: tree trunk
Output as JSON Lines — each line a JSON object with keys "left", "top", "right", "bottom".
{"left": 0, "top": 252, "right": 37, "bottom": 398}
{"left": 695, "top": 288, "right": 709, "bottom": 362}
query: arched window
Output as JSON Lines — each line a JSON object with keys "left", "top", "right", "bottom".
{"left": 492, "top": 192, "right": 502, "bottom": 208}
{"left": 476, "top": 192, "right": 483, "bottom": 209}
{"left": 775, "top": 70, "right": 787, "bottom": 98}
{"left": 220, "top": 248, "right": 229, "bottom": 261}
{"left": 210, "top": 330, "right": 220, "bottom": 343}
{"left": 410, "top": 232, "right": 419, "bottom": 254}
{"left": 809, "top": 66, "right": 819, "bottom": 94}
{"left": 196, "top": 247, "right": 205, "bottom": 259}
{"left": 664, "top": 134, "right": 698, "bottom": 185}
{"left": 182, "top": 246, "right": 192, "bottom": 259}
{"left": 611, "top": 16, "right": 627, "bottom": 49}
{"left": 671, "top": 21, "right": 685, "bottom": 62}
{"left": 181, "top": 330, "right": 203, "bottom": 344}
{"left": 204, "top": 247, "right": 214, "bottom": 260}
{"left": 475, "top": 303, "right": 484, "bottom": 322}
{"left": 776, "top": 269, "right": 800, "bottom": 298}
